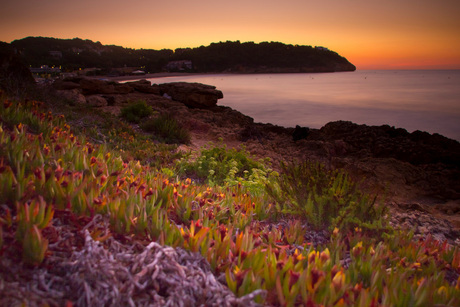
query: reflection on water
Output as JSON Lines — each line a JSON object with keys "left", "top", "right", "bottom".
{"left": 147, "top": 70, "right": 460, "bottom": 141}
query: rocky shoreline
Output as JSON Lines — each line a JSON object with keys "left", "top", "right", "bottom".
{"left": 52, "top": 77, "right": 460, "bottom": 244}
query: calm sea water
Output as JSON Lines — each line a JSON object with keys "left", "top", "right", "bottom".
{"left": 146, "top": 70, "right": 460, "bottom": 141}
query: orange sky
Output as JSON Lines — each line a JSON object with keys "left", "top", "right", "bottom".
{"left": 1, "top": 0, "right": 459, "bottom": 69}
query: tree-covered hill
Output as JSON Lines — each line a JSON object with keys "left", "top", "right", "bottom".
{"left": 9, "top": 37, "right": 355, "bottom": 73}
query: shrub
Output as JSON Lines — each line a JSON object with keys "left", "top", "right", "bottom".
{"left": 176, "top": 142, "right": 273, "bottom": 191}
{"left": 120, "top": 100, "right": 153, "bottom": 123}
{"left": 265, "top": 161, "right": 390, "bottom": 233}
{"left": 141, "top": 113, "right": 191, "bottom": 144}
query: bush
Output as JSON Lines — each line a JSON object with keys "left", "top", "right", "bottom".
{"left": 265, "top": 161, "right": 390, "bottom": 233}
{"left": 140, "top": 113, "right": 191, "bottom": 144}
{"left": 120, "top": 100, "right": 153, "bottom": 123}
{"left": 177, "top": 142, "right": 273, "bottom": 191}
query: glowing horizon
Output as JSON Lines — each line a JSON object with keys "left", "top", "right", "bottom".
{"left": 1, "top": 0, "right": 459, "bottom": 70}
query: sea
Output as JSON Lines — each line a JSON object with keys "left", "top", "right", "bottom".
{"left": 144, "top": 70, "right": 460, "bottom": 141}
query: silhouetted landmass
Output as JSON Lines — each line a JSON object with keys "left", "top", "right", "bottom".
{"left": 174, "top": 41, "right": 356, "bottom": 73}
{"left": 8, "top": 37, "right": 355, "bottom": 74}
{"left": 10, "top": 37, "right": 172, "bottom": 73}
{"left": 0, "top": 41, "right": 35, "bottom": 94}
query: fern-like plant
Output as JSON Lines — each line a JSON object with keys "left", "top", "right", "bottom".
{"left": 265, "top": 161, "right": 389, "bottom": 233}
{"left": 120, "top": 100, "right": 153, "bottom": 123}
{"left": 140, "top": 113, "right": 191, "bottom": 144}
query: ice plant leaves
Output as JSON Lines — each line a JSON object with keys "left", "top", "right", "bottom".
{"left": 1, "top": 97, "right": 459, "bottom": 306}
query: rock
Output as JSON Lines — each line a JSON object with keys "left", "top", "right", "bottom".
{"left": 56, "top": 89, "right": 86, "bottom": 105}
{"left": 125, "top": 80, "right": 160, "bottom": 94}
{"left": 127, "top": 79, "right": 151, "bottom": 86}
{"left": 114, "top": 83, "right": 134, "bottom": 94}
{"left": 80, "top": 78, "right": 115, "bottom": 95}
{"left": 240, "top": 125, "right": 264, "bottom": 142}
{"left": 159, "top": 82, "right": 223, "bottom": 108}
{"left": 53, "top": 80, "right": 81, "bottom": 91}
{"left": 292, "top": 125, "right": 309, "bottom": 141}
{"left": 86, "top": 95, "right": 108, "bottom": 107}
{"left": 319, "top": 121, "right": 460, "bottom": 166}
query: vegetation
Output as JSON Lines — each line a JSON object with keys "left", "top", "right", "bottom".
{"left": 266, "top": 161, "right": 390, "bottom": 234}
{"left": 120, "top": 99, "right": 153, "bottom": 123}
{"left": 0, "top": 92, "right": 459, "bottom": 306}
{"left": 176, "top": 141, "right": 273, "bottom": 190}
{"left": 9, "top": 37, "right": 355, "bottom": 73}
{"left": 176, "top": 41, "right": 355, "bottom": 72}
{"left": 140, "top": 113, "right": 191, "bottom": 144}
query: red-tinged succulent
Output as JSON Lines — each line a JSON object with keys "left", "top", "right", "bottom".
{"left": 3, "top": 99, "right": 12, "bottom": 109}
{"left": 0, "top": 158, "right": 7, "bottom": 173}
{"left": 289, "top": 270, "right": 301, "bottom": 289}
{"left": 331, "top": 269, "right": 346, "bottom": 292}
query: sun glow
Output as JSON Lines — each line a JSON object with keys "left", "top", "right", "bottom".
{"left": 1, "top": 0, "right": 459, "bottom": 69}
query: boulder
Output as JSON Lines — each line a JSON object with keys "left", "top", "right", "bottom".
{"left": 80, "top": 78, "right": 115, "bottom": 95}
{"left": 86, "top": 95, "right": 108, "bottom": 107}
{"left": 56, "top": 89, "right": 86, "bottom": 105}
{"left": 52, "top": 80, "right": 81, "bottom": 91}
{"left": 114, "top": 83, "right": 134, "bottom": 94}
{"left": 125, "top": 80, "right": 161, "bottom": 94}
{"left": 159, "top": 82, "right": 223, "bottom": 108}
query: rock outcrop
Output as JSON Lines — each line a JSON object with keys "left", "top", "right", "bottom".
{"left": 79, "top": 78, "right": 116, "bottom": 95}
{"left": 125, "top": 80, "right": 160, "bottom": 95}
{"left": 86, "top": 95, "right": 108, "bottom": 107}
{"left": 56, "top": 89, "right": 86, "bottom": 105}
{"left": 53, "top": 78, "right": 223, "bottom": 109}
{"left": 159, "top": 82, "right": 224, "bottom": 108}
{"left": 319, "top": 121, "right": 460, "bottom": 166}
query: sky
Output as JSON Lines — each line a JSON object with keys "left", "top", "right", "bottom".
{"left": 1, "top": 0, "right": 459, "bottom": 70}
